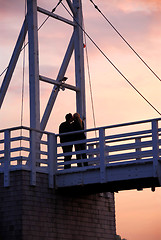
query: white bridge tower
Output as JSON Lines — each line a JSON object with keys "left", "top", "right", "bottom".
{"left": 0, "top": 0, "right": 86, "bottom": 131}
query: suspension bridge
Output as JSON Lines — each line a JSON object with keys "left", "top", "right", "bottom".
{"left": 0, "top": 0, "right": 161, "bottom": 192}
{"left": 0, "top": 0, "right": 161, "bottom": 193}
{"left": 0, "top": 1, "right": 161, "bottom": 239}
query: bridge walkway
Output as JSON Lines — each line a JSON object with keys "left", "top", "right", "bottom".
{"left": 0, "top": 118, "right": 161, "bottom": 193}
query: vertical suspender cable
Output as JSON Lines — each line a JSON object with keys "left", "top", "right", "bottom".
{"left": 0, "top": 67, "right": 8, "bottom": 77}
{"left": 20, "top": 0, "right": 27, "bottom": 127}
{"left": 82, "top": 18, "right": 97, "bottom": 137}
{"left": 19, "top": 0, "right": 27, "bottom": 159}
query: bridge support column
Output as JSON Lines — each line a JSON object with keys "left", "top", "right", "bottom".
{"left": 0, "top": 171, "right": 116, "bottom": 240}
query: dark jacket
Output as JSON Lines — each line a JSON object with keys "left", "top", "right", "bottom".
{"left": 72, "top": 120, "right": 86, "bottom": 141}
{"left": 59, "top": 121, "right": 73, "bottom": 143}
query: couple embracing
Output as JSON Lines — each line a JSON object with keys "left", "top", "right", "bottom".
{"left": 59, "top": 113, "right": 88, "bottom": 169}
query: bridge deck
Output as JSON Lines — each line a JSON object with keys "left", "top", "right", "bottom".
{"left": 0, "top": 118, "right": 161, "bottom": 192}
{"left": 56, "top": 159, "right": 160, "bottom": 194}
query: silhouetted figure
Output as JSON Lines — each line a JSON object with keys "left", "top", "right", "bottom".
{"left": 59, "top": 113, "right": 73, "bottom": 169}
{"left": 72, "top": 113, "right": 88, "bottom": 167}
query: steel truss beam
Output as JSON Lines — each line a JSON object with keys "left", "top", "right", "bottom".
{"left": 0, "top": 0, "right": 86, "bottom": 131}
{"left": 27, "top": 0, "right": 40, "bottom": 129}
{"left": 39, "top": 75, "right": 80, "bottom": 92}
{"left": 0, "top": 18, "right": 27, "bottom": 108}
{"left": 37, "top": 7, "right": 76, "bottom": 26}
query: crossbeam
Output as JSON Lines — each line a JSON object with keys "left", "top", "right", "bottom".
{"left": 39, "top": 75, "right": 80, "bottom": 92}
{"left": 37, "top": 6, "right": 76, "bottom": 26}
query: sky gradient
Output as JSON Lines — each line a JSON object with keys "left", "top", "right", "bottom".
{"left": 0, "top": 1, "right": 161, "bottom": 239}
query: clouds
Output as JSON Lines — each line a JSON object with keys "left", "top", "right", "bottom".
{"left": 0, "top": 1, "right": 25, "bottom": 21}
{"left": 114, "top": 0, "right": 161, "bottom": 12}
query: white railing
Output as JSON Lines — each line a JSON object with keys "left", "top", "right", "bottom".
{"left": 0, "top": 118, "right": 161, "bottom": 188}
{"left": 0, "top": 126, "right": 57, "bottom": 188}
{"left": 56, "top": 118, "right": 161, "bottom": 185}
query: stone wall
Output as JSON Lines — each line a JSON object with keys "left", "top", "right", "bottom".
{"left": 0, "top": 171, "right": 116, "bottom": 240}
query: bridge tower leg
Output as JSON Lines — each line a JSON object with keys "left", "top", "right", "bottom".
{"left": 27, "top": 0, "right": 40, "bottom": 130}
{"left": 73, "top": 0, "right": 86, "bottom": 122}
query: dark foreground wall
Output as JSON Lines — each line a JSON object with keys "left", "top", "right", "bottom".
{"left": 0, "top": 171, "right": 116, "bottom": 240}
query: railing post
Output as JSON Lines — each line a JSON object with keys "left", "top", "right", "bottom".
{"left": 4, "top": 130, "right": 10, "bottom": 187}
{"left": 152, "top": 120, "right": 159, "bottom": 177}
{"left": 30, "top": 129, "right": 36, "bottom": 186}
{"left": 135, "top": 137, "right": 141, "bottom": 160}
{"left": 48, "top": 133, "right": 57, "bottom": 188}
{"left": 99, "top": 128, "right": 106, "bottom": 183}
{"left": 88, "top": 144, "right": 94, "bottom": 161}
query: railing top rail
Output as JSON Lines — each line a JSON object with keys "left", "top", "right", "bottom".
{"left": 0, "top": 125, "right": 54, "bottom": 135}
{"left": 1, "top": 117, "right": 161, "bottom": 136}
{"left": 57, "top": 118, "right": 161, "bottom": 137}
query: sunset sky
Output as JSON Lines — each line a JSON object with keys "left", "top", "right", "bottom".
{"left": 0, "top": 0, "right": 161, "bottom": 239}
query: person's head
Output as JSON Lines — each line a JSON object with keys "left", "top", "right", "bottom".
{"left": 73, "top": 112, "right": 80, "bottom": 120}
{"left": 65, "top": 113, "right": 73, "bottom": 122}
{"left": 73, "top": 112, "right": 83, "bottom": 128}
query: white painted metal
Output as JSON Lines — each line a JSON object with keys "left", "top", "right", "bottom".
{"left": 0, "top": 0, "right": 86, "bottom": 132}
{"left": 4, "top": 130, "right": 10, "bottom": 187}
{"left": 30, "top": 129, "right": 36, "bottom": 185}
{"left": 73, "top": 0, "right": 86, "bottom": 122}
{"left": 66, "top": 0, "right": 76, "bottom": 16}
{"left": 48, "top": 133, "right": 56, "bottom": 188}
{"left": 99, "top": 128, "right": 106, "bottom": 183}
{"left": 0, "top": 1, "right": 161, "bottom": 192}
{"left": 152, "top": 120, "right": 159, "bottom": 177}
{"left": 56, "top": 118, "right": 161, "bottom": 189}
{"left": 27, "top": 0, "right": 40, "bottom": 130}
{"left": 135, "top": 137, "right": 141, "bottom": 160}
{"left": 0, "top": 118, "right": 161, "bottom": 190}
{"left": 37, "top": 7, "right": 76, "bottom": 26}
{"left": 39, "top": 75, "right": 80, "bottom": 92}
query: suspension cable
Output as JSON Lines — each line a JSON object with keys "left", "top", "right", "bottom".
{"left": 20, "top": 31, "right": 26, "bottom": 127}
{"left": 52, "top": 0, "right": 63, "bottom": 13}
{"left": 83, "top": 19, "right": 97, "bottom": 135}
{"left": 61, "top": 1, "right": 161, "bottom": 116}
{"left": 0, "top": 67, "right": 8, "bottom": 77}
{"left": 19, "top": 0, "right": 27, "bottom": 158}
{"left": 89, "top": 0, "right": 161, "bottom": 82}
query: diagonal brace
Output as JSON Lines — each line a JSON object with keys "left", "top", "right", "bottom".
{"left": 40, "top": 32, "right": 74, "bottom": 131}
{"left": 0, "top": 17, "right": 28, "bottom": 108}
{"left": 66, "top": 0, "right": 76, "bottom": 16}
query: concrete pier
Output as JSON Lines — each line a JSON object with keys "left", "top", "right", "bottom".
{"left": 0, "top": 170, "right": 116, "bottom": 240}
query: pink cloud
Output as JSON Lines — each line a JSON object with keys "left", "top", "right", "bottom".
{"left": 115, "top": 0, "right": 161, "bottom": 12}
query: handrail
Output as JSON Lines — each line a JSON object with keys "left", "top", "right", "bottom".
{"left": 0, "top": 118, "right": 161, "bottom": 189}
{"left": 56, "top": 117, "right": 161, "bottom": 137}
{"left": 0, "top": 125, "right": 53, "bottom": 135}
{"left": 0, "top": 117, "right": 160, "bottom": 135}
